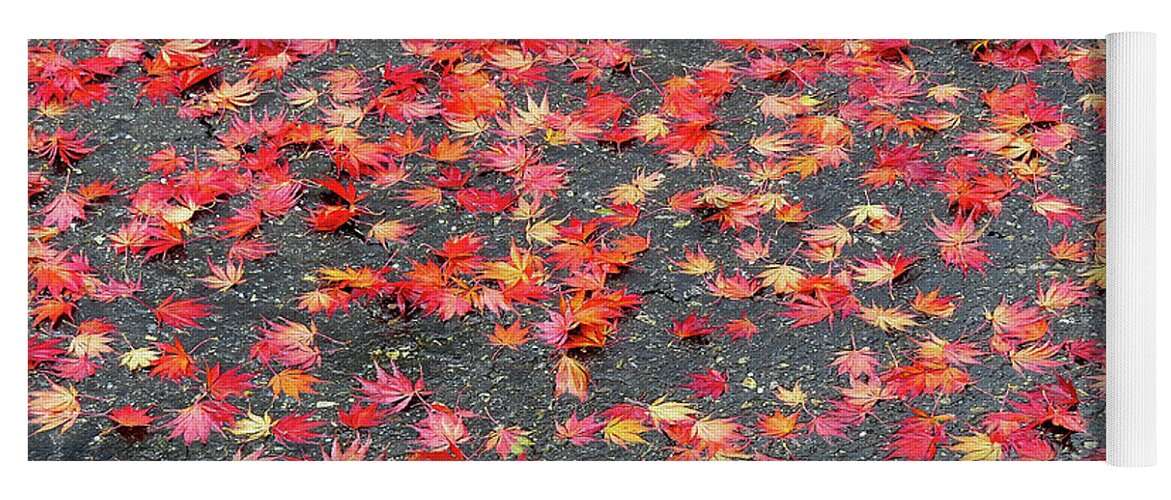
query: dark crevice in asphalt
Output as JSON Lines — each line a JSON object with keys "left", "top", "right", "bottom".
{"left": 637, "top": 288, "right": 682, "bottom": 303}
{"left": 196, "top": 117, "right": 217, "bottom": 140}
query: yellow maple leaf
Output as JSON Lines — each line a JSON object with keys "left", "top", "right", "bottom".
{"left": 606, "top": 170, "right": 664, "bottom": 205}
{"left": 782, "top": 155, "right": 822, "bottom": 179}
{"left": 516, "top": 93, "right": 551, "bottom": 127}
{"left": 852, "top": 261, "right": 897, "bottom": 287}
{"left": 847, "top": 204, "right": 893, "bottom": 226}
{"left": 750, "top": 130, "right": 796, "bottom": 156}
{"left": 68, "top": 332, "right": 115, "bottom": 359}
{"left": 1081, "top": 262, "right": 1106, "bottom": 289}
{"left": 324, "top": 126, "right": 363, "bottom": 147}
{"left": 1077, "top": 93, "right": 1105, "bottom": 114}
{"left": 525, "top": 218, "right": 563, "bottom": 246}
{"left": 445, "top": 118, "right": 489, "bottom": 138}
{"left": 120, "top": 348, "right": 160, "bottom": 371}
{"left": 773, "top": 381, "right": 808, "bottom": 407}
{"left": 229, "top": 412, "right": 274, "bottom": 442}
{"left": 478, "top": 244, "right": 545, "bottom": 286}
{"left": 633, "top": 114, "right": 669, "bottom": 142}
{"left": 316, "top": 267, "right": 381, "bottom": 289}
{"left": 926, "top": 83, "right": 968, "bottom": 105}
{"left": 949, "top": 433, "right": 1003, "bottom": 460}
{"left": 28, "top": 381, "right": 81, "bottom": 434}
{"left": 603, "top": 417, "right": 648, "bottom": 449}
{"left": 646, "top": 397, "right": 698, "bottom": 426}
{"left": 802, "top": 223, "right": 854, "bottom": 249}
{"left": 690, "top": 416, "right": 748, "bottom": 459}
{"left": 757, "top": 264, "right": 804, "bottom": 295}
{"left": 859, "top": 304, "right": 920, "bottom": 333}
{"left": 284, "top": 87, "right": 320, "bottom": 108}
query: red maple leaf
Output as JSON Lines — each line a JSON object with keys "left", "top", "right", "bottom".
{"left": 782, "top": 293, "right": 836, "bottom": 328}
{"left": 338, "top": 402, "right": 391, "bottom": 430}
{"left": 706, "top": 271, "right": 763, "bottom": 300}
{"left": 929, "top": 213, "right": 991, "bottom": 275}
{"left": 1031, "top": 192, "right": 1084, "bottom": 228}
{"left": 830, "top": 349, "right": 882, "bottom": 381}
{"left": 108, "top": 405, "right": 156, "bottom": 428}
{"left": 153, "top": 294, "right": 215, "bottom": 330}
{"left": 30, "top": 127, "right": 96, "bottom": 166}
{"left": 860, "top": 143, "right": 937, "bottom": 188}
{"left": 886, "top": 409, "right": 952, "bottom": 460}
{"left": 165, "top": 399, "right": 238, "bottom": 445}
{"left": 28, "top": 336, "right": 66, "bottom": 370}
{"left": 272, "top": 412, "right": 324, "bottom": 445}
{"left": 411, "top": 404, "right": 474, "bottom": 454}
{"left": 30, "top": 297, "right": 76, "bottom": 328}
{"left": 52, "top": 356, "right": 99, "bottom": 381}
{"left": 250, "top": 318, "right": 323, "bottom": 369}
{"left": 354, "top": 361, "right": 430, "bottom": 413}
{"left": 215, "top": 205, "right": 263, "bottom": 240}
{"left": 455, "top": 187, "right": 517, "bottom": 213}
{"left": 807, "top": 411, "right": 852, "bottom": 442}
{"left": 41, "top": 192, "right": 88, "bottom": 230}
{"left": 204, "top": 363, "right": 255, "bottom": 401}
{"left": 143, "top": 145, "right": 189, "bottom": 175}
{"left": 668, "top": 312, "right": 717, "bottom": 339}
{"left": 882, "top": 361, "right": 972, "bottom": 399}
{"left": 680, "top": 368, "right": 729, "bottom": 401}
{"left": 555, "top": 411, "right": 606, "bottom": 446}
{"left": 434, "top": 232, "right": 487, "bottom": 274}
{"left": 30, "top": 248, "right": 94, "bottom": 298}
{"left": 228, "top": 238, "right": 277, "bottom": 262}
{"left": 320, "top": 434, "right": 373, "bottom": 461}
{"left": 425, "top": 136, "right": 471, "bottom": 163}
{"left": 721, "top": 314, "right": 759, "bottom": 341}
{"left": 985, "top": 297, "right": 1049, "bottom": 349}
{"left": 534, "top": 306, "right": 574, "bottom": 347}
{"left": 305, "top": 204, "right": 361, "bottom": 232}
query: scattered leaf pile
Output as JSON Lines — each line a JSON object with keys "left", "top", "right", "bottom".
{"left": 28, "top": 39, "right": 1106, "bottom": 460}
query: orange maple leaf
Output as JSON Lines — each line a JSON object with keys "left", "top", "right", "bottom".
{"left": 757, "top": 410, "right": 801, "bottom": 439}
{"left": 487, "top": 320, "right": 530, "bottom": 350}
{"left": 553, "top": 355, "right": 589, "bottom": 401}
{"left": 1009, "top": 343, "right": 1064, "bottom": 374}
{"left": 267, "top": 368, "right": 323, "bottom": 401}
{"left": 910, "top": 288, "right": 959, "bottom": 318}
{"left": 426, "top": 136, "right": 471, "bottom": 162}
{"left": 367, "top": 219, "right": 417, "bottom": 247}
